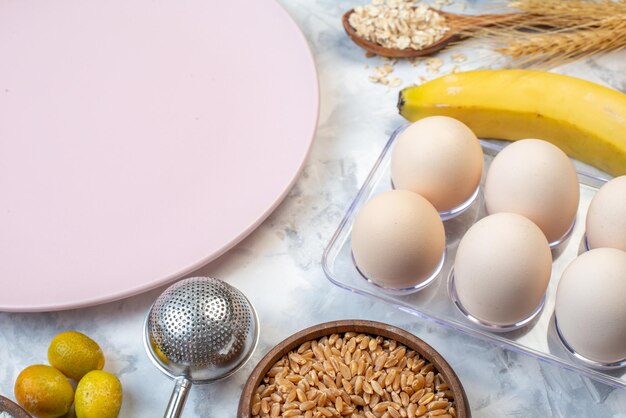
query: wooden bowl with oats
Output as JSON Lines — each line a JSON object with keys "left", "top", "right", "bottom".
{"left": 238, "top": 320, "right": 470, "bottom": 418}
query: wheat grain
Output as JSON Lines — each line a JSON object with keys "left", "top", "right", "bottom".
{"left": 251, "top": 333, "right": 456, "bottom": 418}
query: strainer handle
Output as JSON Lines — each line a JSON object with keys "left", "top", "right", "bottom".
{"left": 164, "top": 376, "right": 192, "bottom": 418}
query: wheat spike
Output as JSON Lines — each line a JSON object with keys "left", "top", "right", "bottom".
{"left": 510, "top": 0, "right": 625, "bottom": 19}
{"left": 460, "top": 0, "right": 626, "bottom": 68}
{"left": 498, "top": 18, "right": 626, "bottom": 67}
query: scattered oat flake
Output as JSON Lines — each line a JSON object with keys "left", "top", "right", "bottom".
{"left": 369, "top": 72, "right": 390, "bottom": 85}
{"left": 390, "top": 77, "right": 402, "bottom": 87}
{"left": 452, "top": 53, "right": 467, "bottom": 63}
{"left": 418, "top": 75, "right": 429, "bottom": 84}
{"left": 426, "top": 57, "right": 444, "bottom": 73}
{"left": 373, "top": 65, "right": 389, "bottom": 77}
{"left": 450, "top": 64, "right": 461, "bottom": 74}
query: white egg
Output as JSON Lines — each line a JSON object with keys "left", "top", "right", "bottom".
{"left": 484, "top": 139, "right": 580, "bottom": 244}
{"left": 351, "top": 190, "right": 445, "bottom": 290}
{"left": 391, "top": 116, "right": 483, "bottom": 213}
{"left": 555, "top": 248, "right": 626, "bottom": 364}
{"left": 586, "top": 176, "right": 626, "bottom": 252}
{"left": 454, "top": 213, "right": 552, "bottom": 326}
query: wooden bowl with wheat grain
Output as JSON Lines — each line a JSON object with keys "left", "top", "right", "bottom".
{"left": 238, "top": 320, "right": 470, "bottom": 417}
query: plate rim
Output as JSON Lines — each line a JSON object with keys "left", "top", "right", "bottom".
{"left": 0, "top": 0, "right": 320, "bottom": 312}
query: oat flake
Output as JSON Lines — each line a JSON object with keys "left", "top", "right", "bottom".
{"left": 349, "top": 0, "right": 449, "bottom": 51}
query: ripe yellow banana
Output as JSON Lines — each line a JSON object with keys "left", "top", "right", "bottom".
{"left": 398, "top": 70, "right": 626, "bottom": 176}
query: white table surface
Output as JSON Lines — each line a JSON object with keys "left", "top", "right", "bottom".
{"left": 1, "top": 0, "right": 626, "bottom": 416}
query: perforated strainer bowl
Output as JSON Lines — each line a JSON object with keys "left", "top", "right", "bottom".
{"left": 144, "top": 277, "right": 259, "bottom": 418}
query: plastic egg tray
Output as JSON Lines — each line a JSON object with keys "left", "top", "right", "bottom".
{"left": 322, "top": 126, "right": 625, "bottom": 390}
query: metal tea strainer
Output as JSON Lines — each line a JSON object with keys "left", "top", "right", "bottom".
{"left": 144, "top": 276, "right": 259, "bottom": 418}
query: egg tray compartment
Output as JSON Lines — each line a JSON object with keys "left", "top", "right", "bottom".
{"left": 322, "top": 126, "right": 626, "bottom": 390}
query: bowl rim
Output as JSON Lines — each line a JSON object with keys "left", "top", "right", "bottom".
{"left": 237, "top": 319, "right": 471, "bottom": 417}
{"left": 0, "top": 395, "right": 33, "bottom": 418}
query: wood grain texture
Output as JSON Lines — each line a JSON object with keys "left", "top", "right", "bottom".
{"left": 237, "top": 320, "right": 471, "bottom": 417}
